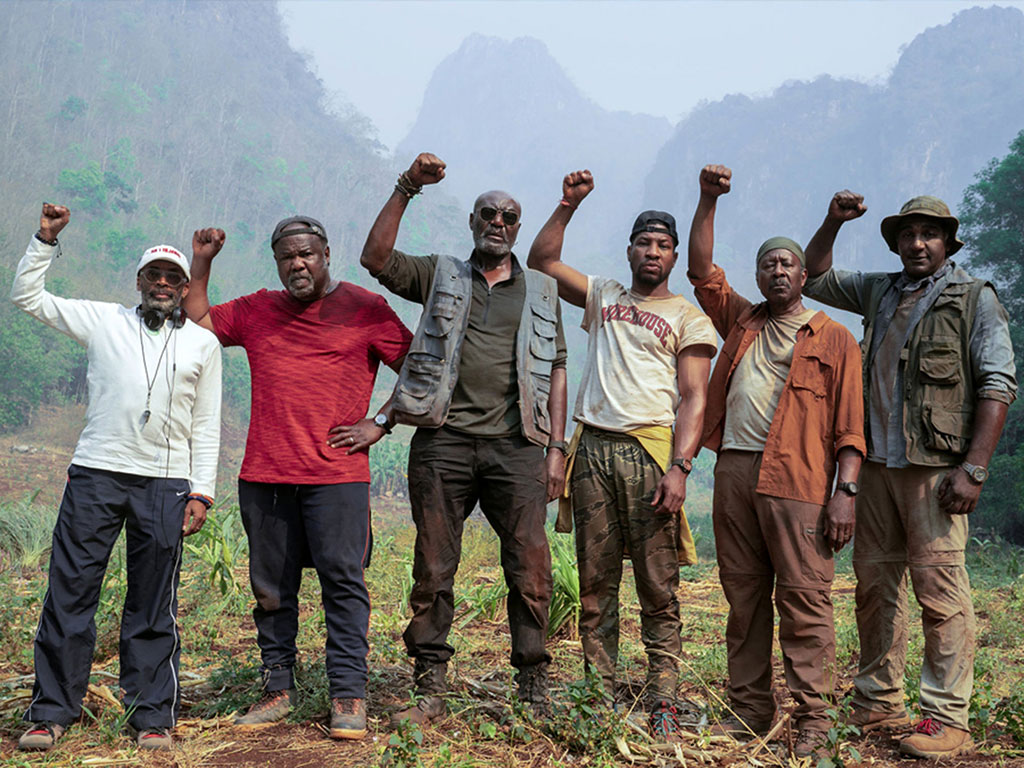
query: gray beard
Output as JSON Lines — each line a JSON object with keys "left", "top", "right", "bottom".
{"left": 473, "top": 234, "right": 512, "bottom": 258}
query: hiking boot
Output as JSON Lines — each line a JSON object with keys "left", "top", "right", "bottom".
{"left": 391, "top": 660, "right": 447, "bottom": 728}
{"left": 515, "top": 662, "right": 550, "bottom": 718}
{"left": 846, "top": 705, "right": 912, "bottom": 733}
{"left": 233, "top": 687, "right": 295, "bottom": 729}
{"left": 707, "top": 714, "right": 773, "bottom": 740}
{"left": 330, "top": 698, "right": 367, "bottom": 740}
{"left": 137, "top": 727, "right": 173, "bottom": 751}
{"left": 649, "top": 700, "right": 682, "bottom": 741}
{"left": 18, "top": 722, "right": 65, "bottom": 751}
{"left": 899, "top": 718, "right": 974, "bottom": 759}
{"left": 793, "top": 728, "right": 828, "bottom": 758}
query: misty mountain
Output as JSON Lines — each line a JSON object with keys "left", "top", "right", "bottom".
{"left": 0, "top": 0, "right": 464, "bottom": 308}
{"left": 397, "top": 34, "right": 672, "bottom": 264}
{"left": 643, "top": 5, "right": 1024, "bottom": 302}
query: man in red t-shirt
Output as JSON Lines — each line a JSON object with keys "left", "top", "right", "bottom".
{"left": 182, "top": 217, "right": 411, "bottom": 741}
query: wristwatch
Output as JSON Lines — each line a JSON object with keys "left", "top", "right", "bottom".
{"left": 670, "top": 457, "right": 693, "bottom": 475}
{"left": 959, "top": 461, "right": 988, "bottom": 484}
{"left": 836, "top": 481, "right": 859, "bottom": 496}
{"left": 373, "top": 412, "right": 393, "bottom": 434}
{"left": 547, "top": 440, "right": 568, "bottom": 455}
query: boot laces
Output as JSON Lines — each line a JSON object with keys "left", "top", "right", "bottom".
{"left": 915, "top": 717, "right": 944, "bottom": 736}
{"left": 650, "top": 701, "right": 680, "bottom": 736}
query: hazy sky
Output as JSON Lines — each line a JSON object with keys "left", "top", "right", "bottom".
{"left": 280, "top": 1, "right": 1022, "bottom": 153}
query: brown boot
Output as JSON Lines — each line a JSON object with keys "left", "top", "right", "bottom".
{"left": 846, "top": 705, "right": 912, "bottom": 733}
{"left": 899, "top": 718, "right": 974, "bottom": 759}
{"left": 515, "top": 662, "right": 550, "bottom": 718}
{"left": 390, "top": 660, "right": 447, "bottom": 728}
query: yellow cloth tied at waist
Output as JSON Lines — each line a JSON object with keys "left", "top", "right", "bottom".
{"left": 556, "top": 422, "right": 698, "bottom": 566}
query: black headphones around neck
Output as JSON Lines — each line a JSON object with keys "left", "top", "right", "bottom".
{"left": 137, "top": 305, "right": 187, "bottom": 331}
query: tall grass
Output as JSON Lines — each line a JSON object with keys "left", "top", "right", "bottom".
{"left": 0, "top": 493, "right": 57, "bottom": 572}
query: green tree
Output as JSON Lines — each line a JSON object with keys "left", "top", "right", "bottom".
{"left": 960, "top": 129, "right": 1024, "bottom": 543}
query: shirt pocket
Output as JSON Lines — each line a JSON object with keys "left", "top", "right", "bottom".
{"left": 789, "top": 351, "right": 834, "bottom": 399}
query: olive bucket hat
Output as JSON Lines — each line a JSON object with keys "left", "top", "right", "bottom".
{"left": 880, "top": 195, "right": 964, "bottom": 256}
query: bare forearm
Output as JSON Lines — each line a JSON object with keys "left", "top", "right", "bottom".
{"left": 360, "top": 190, "right": 411, "bottom": 275}
{"left": 835, "top": 445, "right": 863, "bottom": 484}
{"left": 966, "top": 398, "right": 1010, "bottom": 467}
{"left": 528, "top": 205, "right": 573, "bottom": 272}
{"left": 182, "top": 258, "right": 213, "bottom": 329}
{"left": 547, "top": 367, "right": 567, "bottom": 442}
{"left": 804, "top": 216, "right": 842, "bottom": 278}
{"left": 673, "top": 391, "right": 706, "bottom": 460}
{"left": 687, "top": 195, "right": 718, "bottom": 280}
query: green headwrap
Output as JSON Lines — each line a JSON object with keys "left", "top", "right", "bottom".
{"left": 756, "top": 236, "right": 805, "bottom": 266}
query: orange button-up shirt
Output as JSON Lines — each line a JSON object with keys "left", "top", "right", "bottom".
{"left": 691, "top": 265, "right": 866, "bottom": 506}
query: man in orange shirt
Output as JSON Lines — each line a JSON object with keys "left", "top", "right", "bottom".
{"left": 687, "top": 166, "right": 865, "bottom": 758}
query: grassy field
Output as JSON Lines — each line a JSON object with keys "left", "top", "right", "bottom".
{"left": 2, "top": 415, "right": 1024, "bottom": 767}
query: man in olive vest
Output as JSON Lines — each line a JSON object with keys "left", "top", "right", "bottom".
{"left": 360, "top": 152, "right": 568, "bottom": 726}
{"left": 803, "top": 193, "right": 1017, "bottom": 759}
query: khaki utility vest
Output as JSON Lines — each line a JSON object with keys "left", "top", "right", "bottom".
{"left": 391, "top": 255, "right": 559, "bottom": 447}
{"left": 861, "top": 268, "right": 986, "bottom": 465}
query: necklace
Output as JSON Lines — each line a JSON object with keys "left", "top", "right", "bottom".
{"left": 139, "top": 317, "right": 174, "bottom": 426}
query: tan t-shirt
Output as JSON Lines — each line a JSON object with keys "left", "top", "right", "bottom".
{"left": 722, "top": 307, "right": 816, "bottom": 451}
{"left": 575, "top": 277, "right": 717, "bottom": 432}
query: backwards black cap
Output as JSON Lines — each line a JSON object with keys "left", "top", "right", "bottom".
{"left": 630, "top": 210, "right": 678, "bottom": 246}
{"left": 271, "top": 215, "right": 328, "bottom": 249}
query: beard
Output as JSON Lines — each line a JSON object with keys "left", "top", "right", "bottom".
{"left": 633, "top": 263, "right": 664, "bottom": 286}
{"left": 140, "top": 291, "right": 177, "bottom": 315}
{"left": 473, "top": 232, "right": 513, "bottom": 258}
{"left": 287, "top": 273, "right": 316, "bottom": 300}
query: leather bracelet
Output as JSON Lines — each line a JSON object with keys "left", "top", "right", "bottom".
{"left": 395, "top": 172, "right": 423, "bottom": 199}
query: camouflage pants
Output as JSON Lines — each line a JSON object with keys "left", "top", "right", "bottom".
{"left": 571, "top": 426, "right": 680, "bottom": 702}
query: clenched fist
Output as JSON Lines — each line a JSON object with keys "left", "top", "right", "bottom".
{"left": 192, "top": 228, "right": 226, "bottom": 262}
{"left": 39, "top": 203, "right": 70, "bottom": 241}
{"left": 699, "top": 165, "right": 731, "bottom": 198}
{"left": 827, "top": 190, "right": 867, "bottom": 222}
{"left": 406, "top": 153, "right": 446, "bottom": 187}
{"left": 562, "top": 170, "right": 594, "bottom": 208}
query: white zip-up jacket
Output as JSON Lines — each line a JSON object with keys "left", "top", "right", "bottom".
{"left": 11, "top": 237, "right": 222, "bottom": 498}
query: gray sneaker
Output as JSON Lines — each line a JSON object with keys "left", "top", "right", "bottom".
{"left": 330, "top": 697, "right": 367, "bottom": 740}
{"left": 18, "top": 722, "right": 65, "bottom": 751}
{"left": 233, "top": 688, "right": 295, "bottom": 729}
{"left": 136, "top": 727, "right": 173, "bottom": 751}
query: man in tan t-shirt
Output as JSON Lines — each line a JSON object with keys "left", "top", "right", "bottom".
{"left": 528, "top": 170, "right": 716, "bottom": 739}
{"left": 687, "top": 165, "right": 865, "bottom": 759}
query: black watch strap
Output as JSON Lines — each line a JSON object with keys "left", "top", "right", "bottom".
{"left": 670, "top": 457, "right": 693, "bottom": 474}
{"left": 547, "top": 440, "right": 568, "bottom": 455}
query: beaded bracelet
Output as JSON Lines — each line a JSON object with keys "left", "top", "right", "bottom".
{"left": 395, "top": 172, "right": 423, "bottom": 199}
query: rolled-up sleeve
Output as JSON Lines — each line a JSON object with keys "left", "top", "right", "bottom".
{"left": 688, "top": 265, "right": 753, "bottom": 339}
{"left": 832, "top": 328, "right": 867, "bottom": 458}
{"left": 375, "top": 250, "right": 437, "bottom": 305}
{"left": 803, "top": 267, "right": 869, "bottom": 315}
{"left": 971, "top": 286, "right": 1017, "bottom": 403}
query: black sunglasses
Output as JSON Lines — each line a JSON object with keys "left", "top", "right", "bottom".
{"left": 478, "top": 206, "right": 519, "bottom": 227}
{"left": 140, "top": 267, "right": 187, "bottom": 288}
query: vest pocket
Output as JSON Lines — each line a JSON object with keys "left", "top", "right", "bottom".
{"left": 396, "top": 353, "right": 444, "bottom": 414}
{"left": 424, "top": 291, "right": 459, "bottom": 338}
{"left": 529, "top": 304, "right": 558, "bottom": 361}
{"left": 922, "top": 405, "right": 972, "bottom": 454}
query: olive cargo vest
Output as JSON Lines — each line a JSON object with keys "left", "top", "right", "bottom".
{"left": 391, "top": 255, "right": 559, "bottom": 446}
{"left": 862, "top": 268, "right": 986, "bottom": 466}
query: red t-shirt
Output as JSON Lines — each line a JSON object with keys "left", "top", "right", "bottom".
{"left": 210, "top": 283, "right": 412, "bottom": 484}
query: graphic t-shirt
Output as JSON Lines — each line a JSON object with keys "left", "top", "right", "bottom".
{"left": 575, "top": 277, "right": 717, "bottom": 431}
{"left": 722, "top": 307, "right": 816, "bottom": 451}
{"left": 211, "top": 283, "right": 412, "bottom": 484}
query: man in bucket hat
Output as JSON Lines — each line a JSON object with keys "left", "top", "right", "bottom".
{"left": 803, "top": 192, "right": 1017, "bottom": 758}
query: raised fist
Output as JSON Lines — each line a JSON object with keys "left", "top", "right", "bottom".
{"left": 562, "top": 170, "right": 594, "bottom": 208}
{"left": 406, "top": 153, "right": 446, "bottom": 187}
{"left": 192, "top": 228, "right": 226, "bottom": 262}
{"left": 39, "top": 203, "right": 70, "bottom": 240}
{"left": 828, "top": 190, "right": 867, "bottom": 222}
{"left": 699, "top": 165, "right": 732, "bottom": 198}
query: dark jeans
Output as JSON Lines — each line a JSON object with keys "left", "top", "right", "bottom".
{"left": 238, "top": 480, "right": 371, "bottom": 699}
{"left": 403, "top": 427, "right": 552, "bottom": 669}
{"left": 26, "top": 465, "right": 186, "bottom": 730}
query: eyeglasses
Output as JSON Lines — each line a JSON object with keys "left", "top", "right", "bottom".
{"left": 140, "top": 267, "right": 187, "bottom": 288}
{"left": 478, "top": 206, "right": 519, "bottom": 227}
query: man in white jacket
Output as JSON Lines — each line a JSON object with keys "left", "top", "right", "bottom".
{"left": 11, "top": 203, "right": 222, "bottom": 752}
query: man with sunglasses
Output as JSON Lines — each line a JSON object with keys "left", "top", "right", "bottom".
{"left": 182, "top": 216, "right": 412, "bottom": 741}
{"left": 528, "top": 170, "right": 716, "bottom": 738}
{"left": 13, "top": 203, "right": 222, "bottom": 752}
{"left": 360, "top": 152, "right": 568, "bottom": 725}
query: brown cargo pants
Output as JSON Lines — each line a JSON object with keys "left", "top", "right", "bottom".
{"left": 852, "top": 461, "right": 975, "bottom": 730}
{"left": 713, "top": 450, "right": 836, "bottom": 731}
{"left": 571, "top": 426, "right": 681, "bottom": 703}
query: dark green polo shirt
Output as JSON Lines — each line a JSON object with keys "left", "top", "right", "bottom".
{"left": 378, "top": 249, "right": 567, "bottom": 436}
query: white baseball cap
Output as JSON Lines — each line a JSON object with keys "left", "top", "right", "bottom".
{"left": 136, "top": 245, "right": 190, "bottom": 280}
